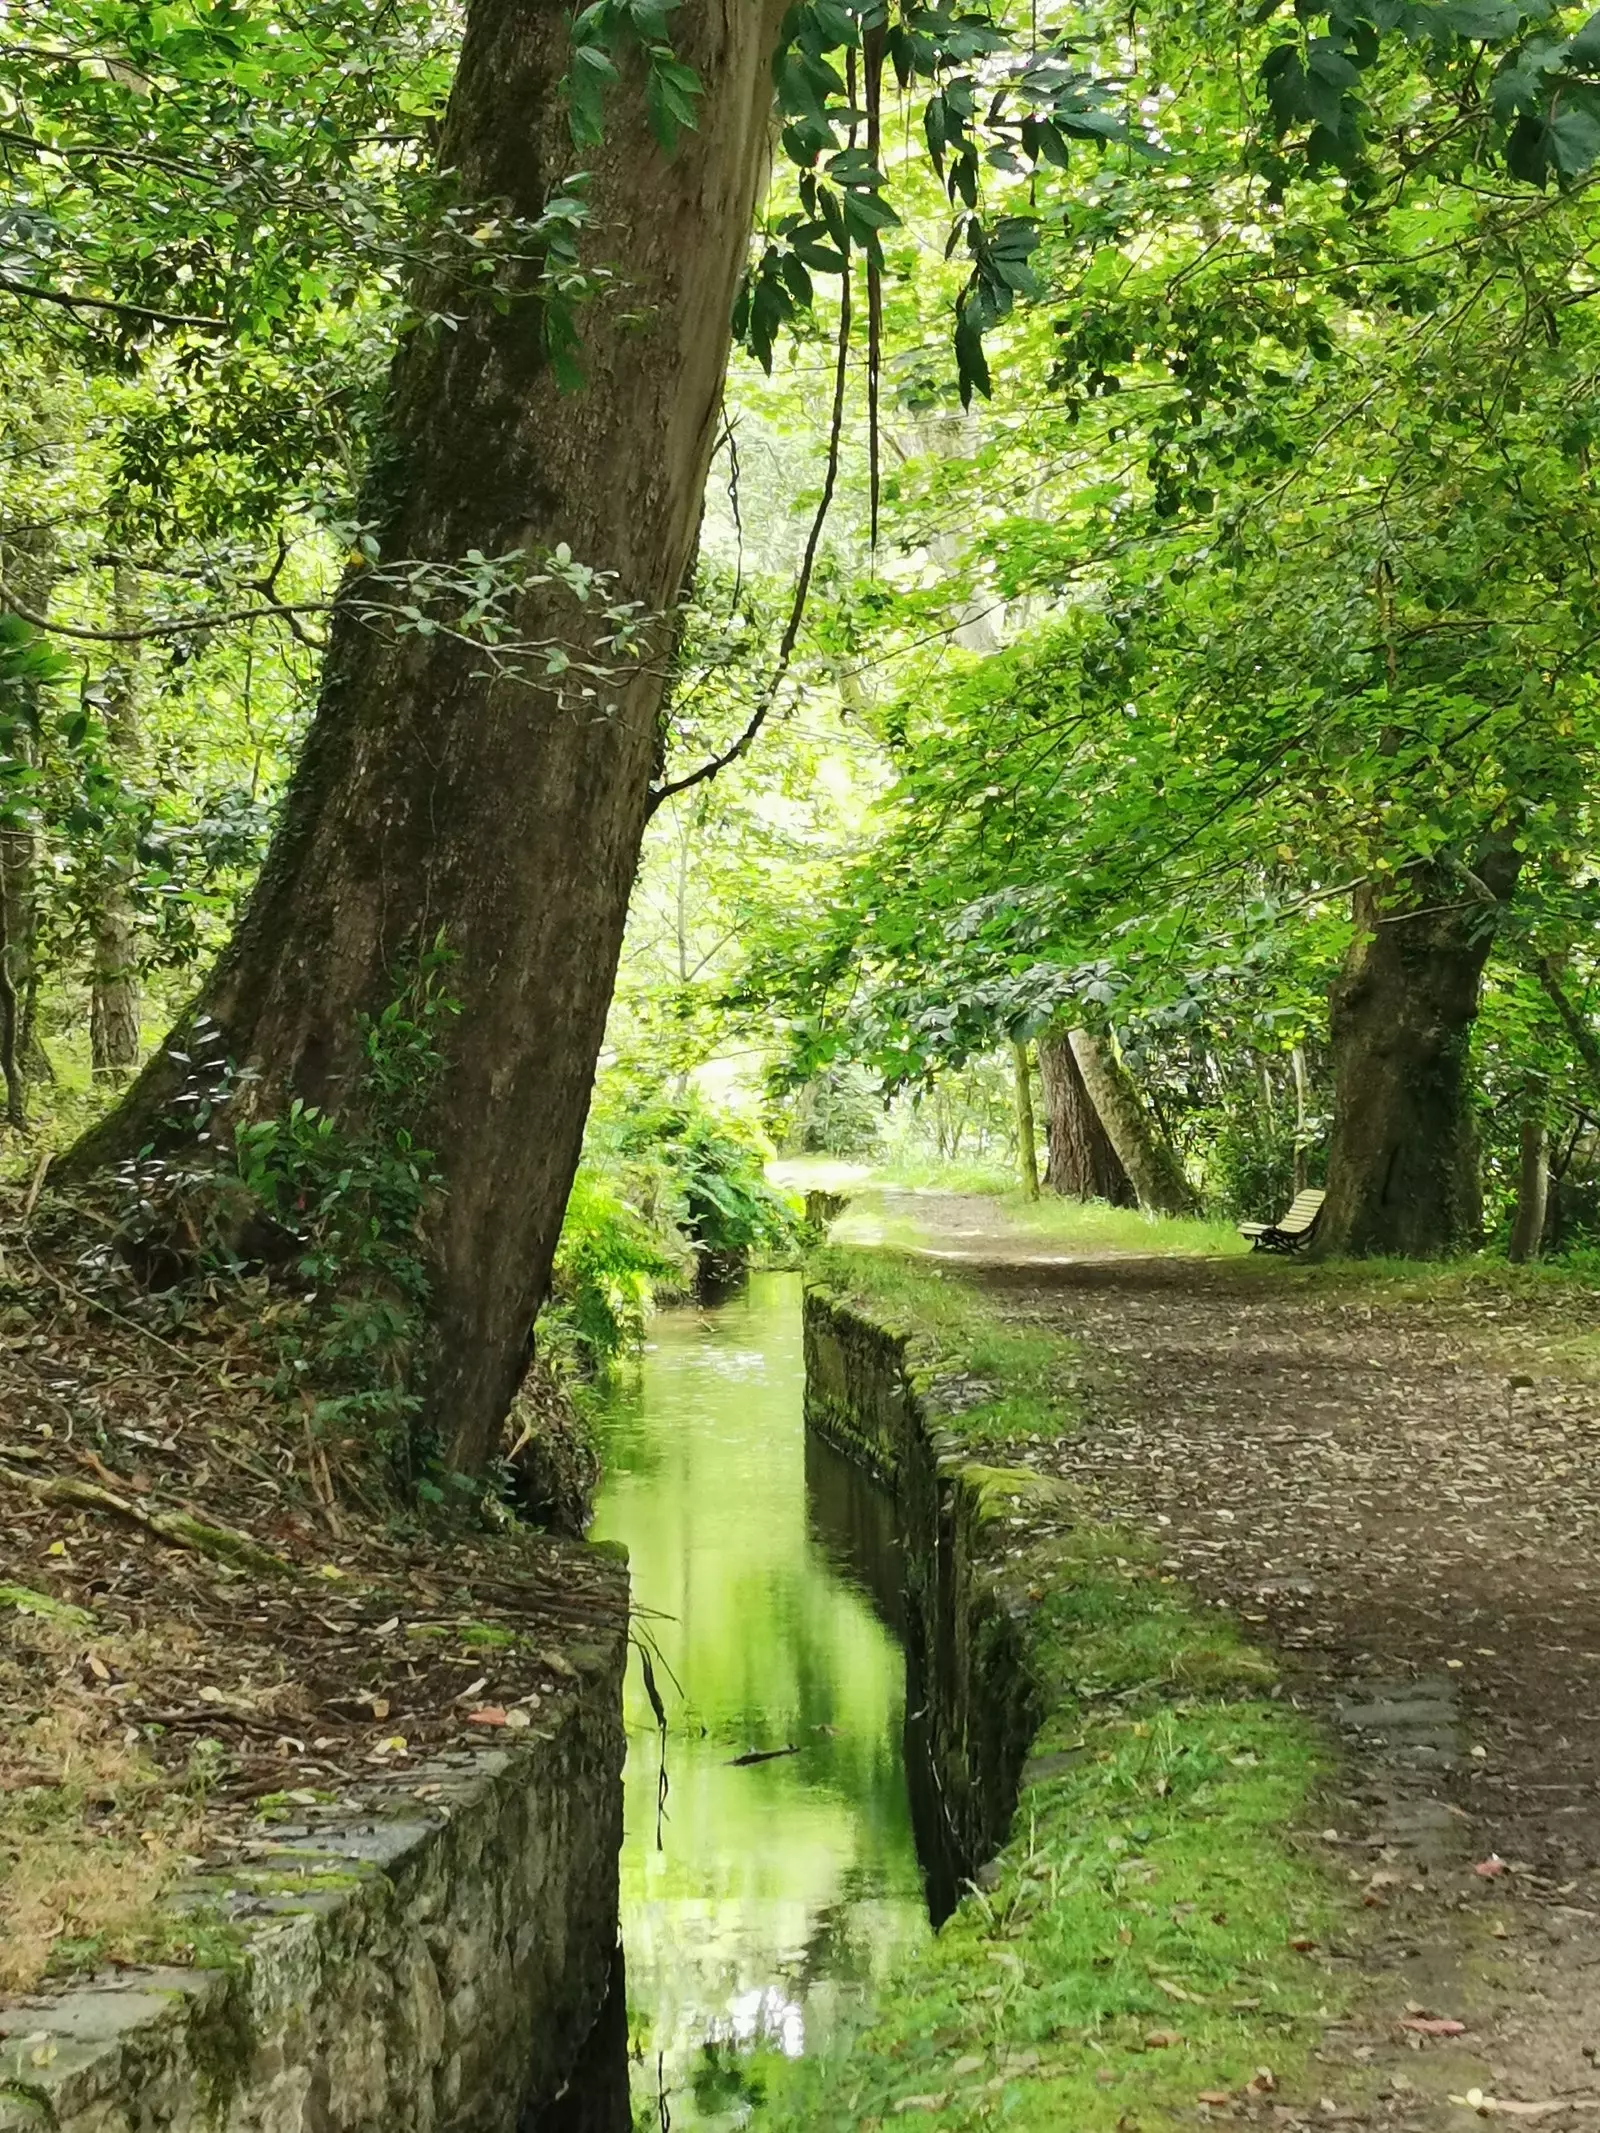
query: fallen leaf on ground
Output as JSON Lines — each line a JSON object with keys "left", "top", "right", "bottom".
{"left": 892, "top": 2095, "right": 949, "bottom": 2114}
{"left": 1401, "top": 2017, "right": 1467, "bottom": 2037}
{"left": 466, "top": 1706, "right": 508, "bottom": 1727}
{"left": 1454, "top": 2091, "right": 1600, "bottom": 2118}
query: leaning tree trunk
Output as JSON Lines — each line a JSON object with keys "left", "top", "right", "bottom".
{"left": 70, "top": 0, "right": 788, "bottom": 1472}
{"left": 90, "top": 568, "right": 143, "bottom": 1082}
{"left": 1037, "top": 1029, "right": 1134, "bottom": 1203}
{"left": 1067, "top": 1029, "right": 1197, "bottom": 1216}
{"left": 1317, "top": 855, "right": 1519, "bottom": 1258}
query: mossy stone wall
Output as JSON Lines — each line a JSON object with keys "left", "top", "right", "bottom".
{"left": 0, "top": 1608, "right": 626, "bottom": 2133}
{"left": 802, "top": 1288, "right": 1041, "bottom": 1875}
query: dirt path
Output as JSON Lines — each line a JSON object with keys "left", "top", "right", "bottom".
{"left": 875, "top": 1192, "right": 1600, "bottom": 2127}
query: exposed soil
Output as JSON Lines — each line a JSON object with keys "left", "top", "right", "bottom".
{"left": 883, "top": 1192, "right": 1600, "bottom": 2130}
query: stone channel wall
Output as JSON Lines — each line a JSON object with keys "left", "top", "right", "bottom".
{"left": 802, "top": 1288, "right": 1046, "bottom": 1877}
{"left": 0, "top": 1610, "right": 627, "bottom": 2133}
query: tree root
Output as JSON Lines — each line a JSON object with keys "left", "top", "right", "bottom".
{"left": 0, "top": 1462, "right": 292, "bottom": 1577}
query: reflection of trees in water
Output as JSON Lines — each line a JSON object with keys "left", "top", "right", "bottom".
{"left": 592, "top": 1280, "right": 932, "bottom": 2125}
{"left": 804, "top": 1434, "right": 907, "bottom": 1638}
{"left": 791, "top": 1872, "right": 898, "bottom": 1991}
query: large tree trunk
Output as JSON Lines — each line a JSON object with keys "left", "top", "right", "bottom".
{"left": 70, "top": 1, "right": 787, "bottom": 1472}
{"left": 1318, "top": 856, "right": 1519, "bottom": 1258}
{"left": 90, "top": 568, "right": 143, "bottom": 1082}
{"left": 1037, "top": 1029, "right": 1134, "bottom": 1203}
{"left": 1067, "top": 1029, "right": 1197, "bottom": 1216}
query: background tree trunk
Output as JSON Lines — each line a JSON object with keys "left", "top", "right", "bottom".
{"left": 1011, "top": 1040, "right": 1040, "bottom": 1199}
{"left": 1291, "top": 1044, "right": 1311, "bottom": 1193}
{"left": 1067, "top": 1029, "right": 1197, "bottom": 1216}
{"left": 1, "top": 528, "right": 58, "bottom": 1097}
{"left": 1318, "top": 857, "right": 1518, "bottom": 1258}
{"left": 90, "top": 566, "right": 143, "bottom": 1082}
{"left": 70, "top": 0, "right": 788, "bottom": 1473}
{"left": 1037, "top": 1029, "right": 1134, "bottom": 1203}
{"left": 1508, "top": 1091, "right": 1549, "bottom": 1265}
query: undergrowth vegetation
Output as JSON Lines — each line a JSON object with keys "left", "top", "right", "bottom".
{"left": 544, "top": 1084, "right": 801, "bottom": 1372}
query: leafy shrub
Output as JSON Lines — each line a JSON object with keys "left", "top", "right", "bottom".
{"left": 545, "top": 1166, "right": 686, "bottom": 1369}
{"left": 541, "top": 1085, "right": 800, "bottom": 1371}
{"left": 785, "top": 1062, "right": 883, "bottom": 1157}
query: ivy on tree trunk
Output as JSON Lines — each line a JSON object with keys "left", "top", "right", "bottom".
{"left": 1037, "top": 1028, "right": 1134, "bottom": 1204}
{"left": 1318, "top": 856, "right": 1520, "bottom": 1258}
{"left": 1067, "top": 1029, "right": 1196, "bottom": 1217}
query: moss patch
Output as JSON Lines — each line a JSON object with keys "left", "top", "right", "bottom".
{"left": 764, "top": 1247, "right": 1357, "bottom": 2133}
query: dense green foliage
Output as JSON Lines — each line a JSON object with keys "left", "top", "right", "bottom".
{"left": 10, "top": 0, "right": 1600, "bottom": 1486}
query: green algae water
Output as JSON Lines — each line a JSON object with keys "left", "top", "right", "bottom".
{"left": 587, "top": 1270, "right": 930, "bottom": 2127}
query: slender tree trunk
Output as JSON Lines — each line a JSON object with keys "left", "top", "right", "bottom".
{"left": 1, "top": 528, "right": 58, "bottom": 1095}
{"left": 1508, "top": 1099, "right": 1549, "bottom": 1265}
{"left": 1067, "top": 1029, "right": 1197, "bottom": 1216}
{"left": 69, "top": 0, "right": 789, "bottom": 1473}
{"left": 0, "top": 880, "right": 23, "bottom": 1130}
{"left": 1037, "top": 1028, "right": 1134, "bottom": 1203}
{"left": 90, "top": 566, "right": 143, "bottom": 1082}
{"left": 1318, "top": 854, "right": 1519, "bottom": 1258}
{"left": 1290, "top": 1044, "right": 1311, "bottom": 1193}
{"left": 1011, "top": 1040, "right": 1039, "bottom": 1200}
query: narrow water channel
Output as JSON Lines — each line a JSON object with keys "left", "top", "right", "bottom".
{"left": 586, "top": 1270, "right": 931, "bottom": 2127}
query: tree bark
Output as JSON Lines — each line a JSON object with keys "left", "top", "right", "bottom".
{"left": 90, "top": 566, "right": 143, "bottom": 1082}
{"left": 0, "top": 871, "right": 23, "bottom": 1129}
{"left": 1011, "top": 1040, "right": 1039, "bottom": 1200}
{"left": 69, "top": 0, "right": 788, "bottom": 1473}
{"left": 1318, "top": 855, "right": 1519, "bottom": 1258}
{"left": 1, "top": 528, "right": 58, "bottom": 1095}
{"left": 1067, "top": 1029, "right": 1197, "bottom": 1216}
{"left": 1290, "top": 1044, "right": 1311, "bottom": 1194}
{"left": 1037, "top": 1029, "right": 1134, "bottom": 1203}
{"left": 1508, "top": 1099, "right": 1548, "bottom": 1265}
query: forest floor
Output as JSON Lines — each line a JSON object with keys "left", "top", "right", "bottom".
{"left": 0, "top": 1176, "right": 624, "bottom": 1997}
{"left": 847, "top": 1187, "right": 1600, "bottom": 2128}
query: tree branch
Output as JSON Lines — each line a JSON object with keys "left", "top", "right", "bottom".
{"left": 0, "top": 573, "right": 327, "bottom": 642}
{"left": 1532, "top": 953, "right": 1600, "bottom": 1096}
{"left": 0, "top": 274, "right": 229, "bottom": 333}
{"left": 647, "top": 268, "right": 854, "bottom": 816}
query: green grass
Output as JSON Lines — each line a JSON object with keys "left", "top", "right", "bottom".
{"left": 982, "top": 1188, "right": 1245, "bottom": 1258}
{"left": 868, "top": 1154, "right": 1023, "bottom": 1195}
{"left": 831, "top": 1180, "right": 1246, "bottom": 1263}
{"left": 760, "top": 1247, "right": 1355, "bottom": 2133}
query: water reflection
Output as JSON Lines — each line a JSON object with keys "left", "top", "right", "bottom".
{"left": 587, "top": 1272, "right": 930, "bottom": 2128}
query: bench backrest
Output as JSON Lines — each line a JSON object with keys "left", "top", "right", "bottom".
{"left": 1277, "top": 1188, "right": 1326, "bottom": 1234}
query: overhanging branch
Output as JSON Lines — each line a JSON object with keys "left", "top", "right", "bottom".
{"left": 647, "top": 267, "right": 854, "bottom": 817}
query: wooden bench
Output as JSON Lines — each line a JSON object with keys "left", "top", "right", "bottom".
{"left": 1239, "top": 1186, "right": 1325, "bottom": 1254}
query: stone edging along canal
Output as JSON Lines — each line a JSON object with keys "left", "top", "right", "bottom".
{"left": 788, "top": 1268, "right": 1346, "bottom": 2131}
{"left": 801, "top": 1284, "right": 1056, "bottom": 1882}
{"left": 0, "top": 1590, "right": 626, "bottom": 2133}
